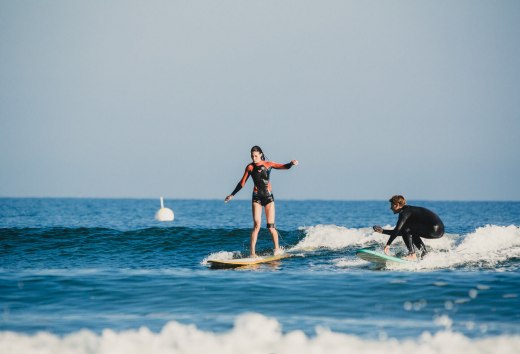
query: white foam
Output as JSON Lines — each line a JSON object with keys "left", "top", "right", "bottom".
{"left": 457, "top": 224, "right": 520, "bottom": 256}
{"left": 295, "top": 224, "right": 520, "bottom": 270}
{"left": 293, "top": 224, "right": 458, "bottom": 253}
{"left": 1, "top": 313, "right": 519, "bottom": 354}
{"left": 200, "top": 251, "right": 239, "bottom": 266}
{"left": 410, "top": 225, "right": 520, "bottom": 270}
{"left": 292, "top": 225, "right": 388, "bottom": 251}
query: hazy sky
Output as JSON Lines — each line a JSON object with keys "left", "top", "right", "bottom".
{"left": 1, "top": 1, "right": 519, "bottom": 200}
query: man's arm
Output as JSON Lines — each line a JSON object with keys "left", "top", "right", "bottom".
{"left": 382, "top": 209, "right": 411, "bottom": 245}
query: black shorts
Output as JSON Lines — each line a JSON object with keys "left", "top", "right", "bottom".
{"left": 252, "top": 192, "right": 274, "bottom": 206}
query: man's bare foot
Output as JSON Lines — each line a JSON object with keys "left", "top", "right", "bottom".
{"left": 249, "top": 254, "right": 259, "bottom": 258}
{"left": 403, "top": 253, "right": 417, "bottom": 261}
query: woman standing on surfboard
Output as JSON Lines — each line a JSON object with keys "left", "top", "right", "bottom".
{"left": 225, "top": 146, "right": 298, "bottom": 257}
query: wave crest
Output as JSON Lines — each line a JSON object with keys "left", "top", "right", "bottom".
{"left": 291, "top": 225, "right": 384, "bottom": 251}
{"left": 1, "top": 313, "right": 519, "bottom": 354}
{"left": 292, "top": 224, "right": 520, "bottom": 270}
{"left": 406, "top": 225, "right": 520, "bottom": 270}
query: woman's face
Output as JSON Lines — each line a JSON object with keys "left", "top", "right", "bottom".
{"left": 251, "top": 151, "right": 262, "bottom": 163}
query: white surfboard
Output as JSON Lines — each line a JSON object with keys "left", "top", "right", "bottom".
{"left": 208, "top": 254, "right": 290, "bottom": 269}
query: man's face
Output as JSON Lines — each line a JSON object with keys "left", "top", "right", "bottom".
{"left": 390, "top": 203, "right": 402, "bottom": 214}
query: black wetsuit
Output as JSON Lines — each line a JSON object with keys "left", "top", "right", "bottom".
{"left": 231, "top": 161, "right": 293, "bottom": 206}
{"left": 249, "top": 162, "right": 275, "bottom": 206}
{"left": 383, "top": 205, "right": 444, "bottom": 256}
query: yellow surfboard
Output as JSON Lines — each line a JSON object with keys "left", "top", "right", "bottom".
{"left": 208, "top": 254, "right": 290, "bottom": 269}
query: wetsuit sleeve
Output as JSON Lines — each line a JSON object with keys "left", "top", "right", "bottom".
{"left": 265, "top": 161, "right": 294, "bottom": 169}
{"left": 382, "top": 229, "right": 398, "bottom": 236}
{"left": 383, "top": 232, "right": 398, "bottom": 246}
{"left": 230, "top": 165, "right": 251, "bottom": 196}
{"left": 382, "top": 209, "right": 411, "bottom": 246}
{"left": 394, "top": 209, "right": 411, "bottom": 231}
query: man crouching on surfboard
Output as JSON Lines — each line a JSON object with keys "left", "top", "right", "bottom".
{"left": 372, "top": 195, "right": 445, "bottom": 261}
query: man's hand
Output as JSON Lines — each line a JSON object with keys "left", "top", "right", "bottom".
{"left": 224, "top": 195, "right": 233, "bottom": 203}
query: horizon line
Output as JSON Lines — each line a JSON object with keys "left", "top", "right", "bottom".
{"left": 1, "top": 196, "right": 519, "bottom": 203}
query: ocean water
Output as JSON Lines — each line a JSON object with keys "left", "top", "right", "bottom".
{"left": 1, "top": 198, "right": 519, "bottom": 354}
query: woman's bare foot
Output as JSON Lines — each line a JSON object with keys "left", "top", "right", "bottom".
{"left": 274, "top": 248, "right": 285, "bottom": 256}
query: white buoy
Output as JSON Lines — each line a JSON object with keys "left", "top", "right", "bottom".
{"left": 155, "top": 197, "right": 174, "bottom": 222}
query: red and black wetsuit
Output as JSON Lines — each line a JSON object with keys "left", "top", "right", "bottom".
{"left": 383, "top": 205, "right": 445, "bottom": 256}
{"left": 230, "top": 161, "right": 294, "bottom": 206}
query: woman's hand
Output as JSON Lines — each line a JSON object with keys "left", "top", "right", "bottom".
{"left": 224, "top": 195, "right": 233, "bottom": 203}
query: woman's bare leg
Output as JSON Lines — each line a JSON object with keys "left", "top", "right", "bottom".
{"left": 264, "top": 202, "right": 280, "bottom": 252}
{"left": 250, "top": 202, "right": 262, "bottom": 257}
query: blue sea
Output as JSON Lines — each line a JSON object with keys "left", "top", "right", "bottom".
{"left": 1, "top": 198, "right": 519, "bottom": 353}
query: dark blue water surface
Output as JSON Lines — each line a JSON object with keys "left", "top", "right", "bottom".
{"left": 1, "top": 199, "right": 519, "bottom": 340}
